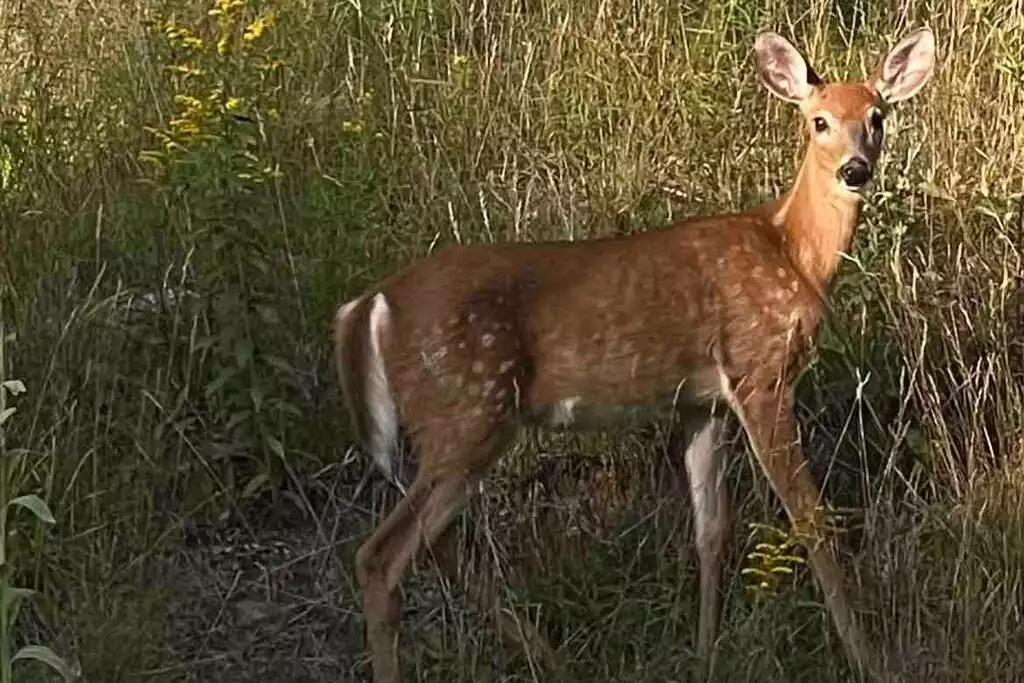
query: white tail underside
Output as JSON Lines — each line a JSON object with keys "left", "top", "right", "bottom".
{"left": 338, "top": 293, "right": 400, "bottom": 482}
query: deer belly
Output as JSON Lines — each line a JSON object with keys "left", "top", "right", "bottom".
{"left": 525, "top": 367, "right": 723, "bottom": 432}
{"left": 525, "top": 398, "right": 666, "bottom": 432}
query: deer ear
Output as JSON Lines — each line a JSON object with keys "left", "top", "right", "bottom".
{"left": 754, "top": 32, "right": 823, "bottom": 104}
{"left": 874, "top": 27, "right": 936, "bottom": 103}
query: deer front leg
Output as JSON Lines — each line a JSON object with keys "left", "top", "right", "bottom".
{"left": 677, "top": 410, "right": 730, "bottom": 680}
{"left": 726, "top": 383, "right": 880, "bottom": 681}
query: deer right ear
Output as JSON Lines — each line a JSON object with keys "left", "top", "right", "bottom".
{"left": 874, "top": 27, "right": 936, "bottom": 103}
{"left": 754, "top": 32, "right": 821, "bottom": 104}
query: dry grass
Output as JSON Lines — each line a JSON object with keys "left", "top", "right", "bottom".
{"left": 1, "top": 0, "right": 1023, "bottom": 681}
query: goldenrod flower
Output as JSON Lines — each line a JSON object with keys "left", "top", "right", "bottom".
{"left": 167, "top": 64, "right": 206, "bottom": 78}
{"left": 243, "top": 12, "right": 275, "bottom": 42}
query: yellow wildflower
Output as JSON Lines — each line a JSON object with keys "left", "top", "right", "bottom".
{"left": 167, "top": 64, "right": 206, "bottom": 78}
{"left": 169, "top": 118, "right": 201, "bottom": 136}
{"left": 243, "top": 12, "right": 275, "bottom": 42}
{"left": 341, "top": 119, "right": 364, "bottom": 134}
{"left": 173, "top": 94, "right": 204, "bottom": 110}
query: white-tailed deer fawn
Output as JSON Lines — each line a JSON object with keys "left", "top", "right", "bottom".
{"left": 335, "top": 27, "right": 936, "bottom": 683}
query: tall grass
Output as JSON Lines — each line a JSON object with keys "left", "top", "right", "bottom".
{"left": 0, "top": 0, "right": 1022, "bottom": 681}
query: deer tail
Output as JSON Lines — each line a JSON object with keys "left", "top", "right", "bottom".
{"left": 333, "top": 292, "right": 399, "bottom": 481}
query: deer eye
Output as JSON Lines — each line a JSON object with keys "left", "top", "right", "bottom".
{"left": 813, "top": 117, "right": 830, "bottom": 134}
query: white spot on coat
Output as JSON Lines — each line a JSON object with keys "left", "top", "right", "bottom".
{"left": 550, "top": 396, "right": 582, "bottom": 428}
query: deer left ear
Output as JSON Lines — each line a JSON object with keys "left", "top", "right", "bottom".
{"left": 874, "top": 27, "right": 936, "bottom": 103}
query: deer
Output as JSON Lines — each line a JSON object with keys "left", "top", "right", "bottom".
{"left": 334, "top": 27, "right": 936, "bottom": 683}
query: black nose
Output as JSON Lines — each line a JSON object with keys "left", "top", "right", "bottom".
{"left": 838, "top": 158, "right": 873, "bottom": 189}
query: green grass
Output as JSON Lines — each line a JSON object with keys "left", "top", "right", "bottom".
{"left": 1, "top": 0, "right": 1023, "bottom": 681}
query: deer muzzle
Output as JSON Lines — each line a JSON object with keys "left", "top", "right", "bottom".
{"left": 837, "top": 157, "right": 873, "bottom": 189}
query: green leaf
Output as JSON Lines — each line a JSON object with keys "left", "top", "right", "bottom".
{"left": 12, "top": 645, "right": 79, "bottom": 681}
{"left": 2, "top": 379, "right": 26, "bottom": 395}
{"left": 250, "top": 387, "right": 264, "bottom": 413}
{"left": 0, "top": 583, "right": 35, "bottom": 621}
{"left": 241, "top": 473, "right": 269, "bottom": 499}
{"left": 273, "top": 400, "right": 303, "bottom": 418}
{"left": 8, "top": 495, "right": 57, "bottom": 525}
{"left": 225, "top": 409, "right": 253, "bottom": 433}
{"left": 234, "top": 337, "right": 254, "bottom": 368}
{"left": 265, "top": 435, "right": 285, "bottom": 461}
{"left": 262, "top": 354, "right": 295, "bottom": 374}
{"left": 203, "top": 366, "right": 239, "bottom": 397}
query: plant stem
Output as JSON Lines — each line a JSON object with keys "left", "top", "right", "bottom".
{"left": 0, "top": 316, "right": 12, "bottom": 683}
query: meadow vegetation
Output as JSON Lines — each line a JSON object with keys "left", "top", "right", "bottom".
{"left": 0, "top": 0, "right": 1022, "bottom": 680}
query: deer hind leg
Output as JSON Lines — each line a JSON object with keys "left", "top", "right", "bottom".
{"left": 356, "top": 411, "right": 526, "bottom": 683}
{"left": 677, "top": 409, "right": 730, "bottom": 679}
{"left": 723, "top": 381, "right": 881, "bottom": 681}
{"left": 427, "top": 516, "right": 557, "bottom": 669}
{"left": 364, "top": 445, "right": 554, "bottom": 668}
{"left": 355, "top": 470, "right": 472, "bottom": 683}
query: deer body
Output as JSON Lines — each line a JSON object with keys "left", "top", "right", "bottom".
{"left": 336, "top": 28, "right": 936, "bottom": 683}
{"left": 353, "top": 214, "right": 819, "bottom": 437}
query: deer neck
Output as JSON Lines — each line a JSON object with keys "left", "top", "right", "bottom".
{"left": 762, "top": 148, "right": 862, "bottom": 293}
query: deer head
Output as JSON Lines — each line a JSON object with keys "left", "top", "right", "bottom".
{"left": 755, "top": 28, "right": 936, "bottom": 195}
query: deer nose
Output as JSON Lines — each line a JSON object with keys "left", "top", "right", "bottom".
{"left": 838, "top": 158, "right": 873, "bottom": 189}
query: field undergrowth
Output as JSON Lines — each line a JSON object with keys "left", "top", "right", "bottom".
{"left": 1, "top": 0, "right": 1023, "bottom": 681}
